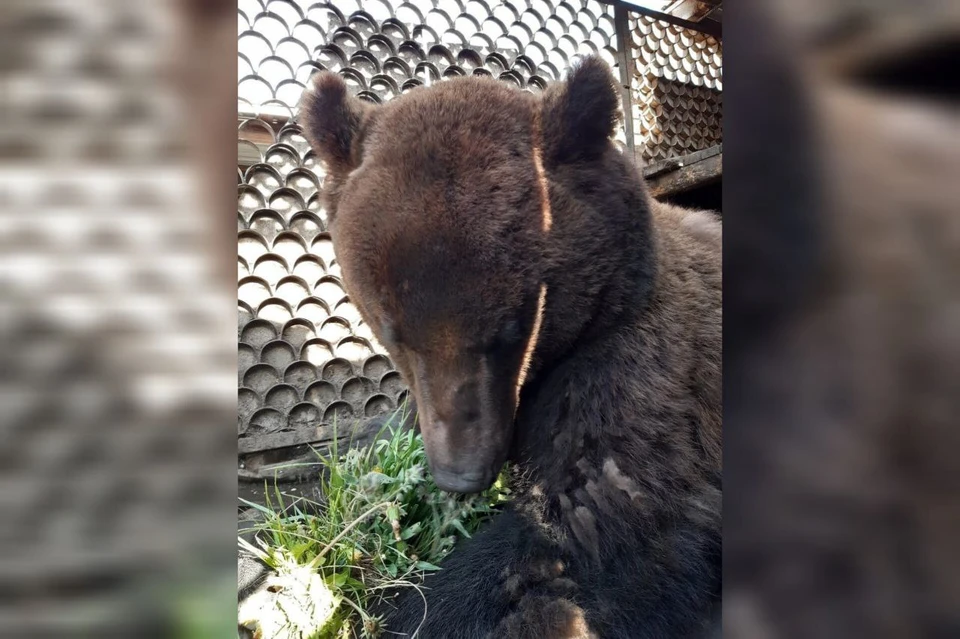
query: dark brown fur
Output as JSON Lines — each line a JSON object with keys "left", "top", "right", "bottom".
{"left": 300, "top": 56, "right": 721, "bottom": 638}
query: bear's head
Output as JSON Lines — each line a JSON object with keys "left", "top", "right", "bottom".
{"left": 299, "top": 56, "right": 626, "bottom": 493}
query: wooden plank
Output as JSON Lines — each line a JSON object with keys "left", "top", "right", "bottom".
{"left": 238, "top": 416, "right": 383, "bottom": 455}
{"left": 605, "top": 0, "right": 722, "bottom": 38}
{"left": 644, "top": 144, "right": 721, "bottom": 177}
{"left": 239, "top": 405, "right": 418, "bottom": 468}
{"left": 667, "top": 1, "right": 720, "bottom": 22}
{"left": 645, "top": 151, "right": 722, "bottom": 197}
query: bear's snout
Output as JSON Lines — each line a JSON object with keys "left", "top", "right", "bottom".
{"left": 419, "top": 410, "right": 509, "bottom": 494}
{"left": 406, "top": 353, "right": 515, "bottom": 494}
{"left": 435, "top": 381, "right": 481, "bottom": 424}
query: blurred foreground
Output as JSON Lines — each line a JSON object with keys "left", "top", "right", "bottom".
{"left": 3, "top": 0, "right": 237, "bottom": 635}
{"left": 725, "top": 1, "right": 959, "bottom": 637}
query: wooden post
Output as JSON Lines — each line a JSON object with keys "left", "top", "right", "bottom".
{"left": 614, "top": 4, "right": 638, "bottom": 165}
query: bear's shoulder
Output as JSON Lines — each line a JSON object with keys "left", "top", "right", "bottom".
{"left": 653, "top": 201, "right": 722, "bottom": 249}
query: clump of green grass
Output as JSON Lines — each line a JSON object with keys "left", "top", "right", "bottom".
{"left": 239, "top": 404, "right": 511, "bottom": 638}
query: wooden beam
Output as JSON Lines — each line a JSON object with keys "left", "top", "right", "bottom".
{"left": 645, "top": 149, "right": 722, "bottom": 197}
{"left": 666, "top": 1, "right": 720, "bottom": 22}
{"left": 604, "top": 0, "right": 722, "bottom": 38}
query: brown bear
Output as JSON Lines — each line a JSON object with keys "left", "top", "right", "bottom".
{"left": 299, "top": 55, "right": 722, "bottom": 638}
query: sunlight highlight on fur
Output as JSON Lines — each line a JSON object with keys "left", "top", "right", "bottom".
{"left": 515, "top": 283, "right": 548, "bottom": 406}
{"left": 532, "top": 144, "right": 553, "bottom": 233}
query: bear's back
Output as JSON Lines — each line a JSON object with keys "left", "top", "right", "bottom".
{"left": 650, "top": 201, "right": 723, "bottom": 470}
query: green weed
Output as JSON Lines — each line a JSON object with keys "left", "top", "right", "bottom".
{"left": 239, "top": 403, "right": 511, "bottom": 638}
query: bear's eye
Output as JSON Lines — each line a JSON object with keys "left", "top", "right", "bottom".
{"left": 501, "top": 319, "right": 521, "bottom": 343}
{"left": 487, "top": 319, "right": 522, "bottom": 354}
{"left": 380, "top": 322, "right": 400, "bottom": 346}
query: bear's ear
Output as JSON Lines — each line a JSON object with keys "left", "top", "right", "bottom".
{"left": 540, "top": 55, "right": 621, "bottom": 164}
{"left": 298, "top": 71, "right": 376, "bottom": 174}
